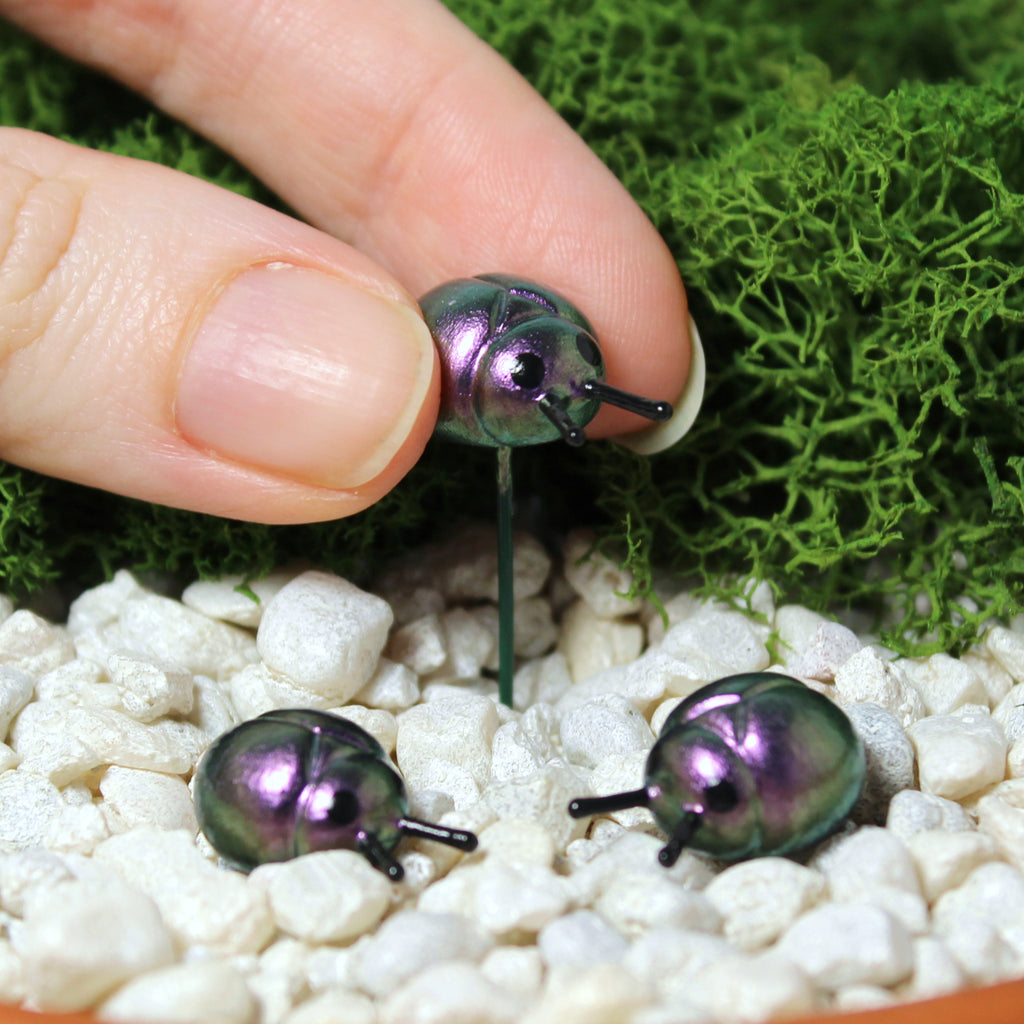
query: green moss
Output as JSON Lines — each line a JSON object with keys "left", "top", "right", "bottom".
{"left": 1, "top": 7, "right": 1023, "bottom": 651}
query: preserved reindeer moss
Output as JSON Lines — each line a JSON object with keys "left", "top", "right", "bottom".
{"left": 1, "top": 4, "right": 1023, "bottom": 651}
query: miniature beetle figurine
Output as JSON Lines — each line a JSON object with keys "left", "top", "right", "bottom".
{"left": 194, "top": 709, "right": 478, "bottom": 881}
{"left": 421, "top": 274, "right": 674, "bottom": 705}
{"left": 568, "top": 673, "right": 866, "bottom": 865}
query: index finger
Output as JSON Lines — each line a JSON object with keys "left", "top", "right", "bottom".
{"left": 1, "top": 0, "right": 691, "bottom": 438}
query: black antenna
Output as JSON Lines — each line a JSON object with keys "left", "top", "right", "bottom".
{"left": 581, "top": 380, "right": 672, "bottom": 421}
{"left": 568, "top": 787, "right": 651, "bottom": 818}
{"left": 538, "top": 394, "right": 586, "bottom": 446}
{"left": 398, "top": 817, "right": 479, "bottom": 852}
{"left": 658, "top": 810, "right": 702, "bottom": 867}
{"left": 357, "top": 831, "right": 404, "bottom": 881}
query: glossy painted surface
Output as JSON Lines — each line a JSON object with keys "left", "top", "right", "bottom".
{"left": 194, "top": 709, "right": 476, "bottom": 879}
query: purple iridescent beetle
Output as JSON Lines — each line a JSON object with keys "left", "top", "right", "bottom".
{"left": 194, "top": 709, "right": 477, "bottom": 880}
{"left": 569, "top": 673, "right": 866, "bottom": 865}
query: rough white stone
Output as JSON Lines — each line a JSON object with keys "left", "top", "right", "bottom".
{"left": 94, "top": 828, "right": 273, "bottom": 953}
{"left": 933, "top": 914, "right": 1021, "bottom": 984}
{"left": 833, "top": 985, "right": 896, "bottom": 1012}
{"left": 558, "top": 600, "right": 644, "bottom": 683}
{"left": 118, "top": 593, "right": 257, "bottom": 679}
{"left": 482, "top": 765, "right": 588, "bottom": 850}
{"left": 907, "top": 705, "right": 1007, "bottom": 800}
{"left": 845, "top": 702, "right": 916, "bottom": 824}
{"left": 781, "top": 621, "right": 862, "bottom": 682}
{"left": 350, "top": 911, "right": 494, "bottom": 997}
{"left": 932, "top": 860, "right": 1024, "bottom": 957}
{"left": 98, "top": 765, "right": 197, "bottom": 834}
{"left": 537, "top": 910, "right": 629, "bottom": 969}
{"left": 812, "top": 826, "right": 922, "bottom": 900}
{"left": 397, "top": 695, "right": 499, "bottom": 790}
{"left": 11, "top": 699, "right": 194, "bottom": 785}
{"left": 284, "top": 987, "right": 374, "bottom": 1024}
{"left": 682, "top": 952, "right": 818, "bottom": 1022}
{"left": 107, "top": 651, "right": 194, "bottom": 722}
{"left": 252, "top": 850, "right": 390, "bottom": 943}
{"left": 379, "top": 960, "right": 522, "bottom": 1024}
{"left": 44, "top": 793, "right": 110, "bottom": 855}
{"left": 976, "top": 779, "right": 1024, "bottom": 871}
{"left": 246, "top": 936, "right": 314, "bottom": 1024}
{"left": 775, "top": 903, "right": 914, "bottom": 988}
{"left": 596, "top": 872, "right": 720, "bottom": 936}
{"left": 985, "top": 625, "right": 1024, "bottom": 682}
{"left": 480, "top": 945, "right": 543, "bottom": 998}
{"left": 477, "top": 817, "right": 555, "bottom": 867}
{"left": 519, "top": 964, "right": 649, "bottom": 1024}
{"left": 326, "top": 705, "right": 397, "bottom": 754}
{"left": 902, "top": 936, "right": 967, "bottom": 1000}
{"left": 98, "top": 960, "right": 257, "bottom": 1024}
{"left": 387, "top": 614, "right": 447, "bottom": 676}
{"left": 623, "top": 928, "right": 734, "bottom": 997}
{"left": 0, "top": 667, "right": 34, "bottom": 740}
{"left": 19, "top": 879, "right": 175, "bottom": 1011}
{"left": 509, "top": 652, "right": 573, "bottom": 710}
{"left": 0, "top": 770, "right": 63, "bottom": 851}
{"left": 433, "top": 607, "right": 494, "bottom": 681}
{"left": 0, "top": 848, "right": 73, "bottom": 915}
{"left": 0, "top": 610, "right": 75, "bottom": 677}
{"left": 962, "top": 651, "right": 1013, "bottom": 706}
{"left": 704, "top": 857, "right": 826, "bottom": 950}
{"left": 182, "top": 571, "right": 295, "bottom": 628}
{"left": 66, "top": 570, "right": 145, "bottom": 635}
{"left": 562, "top": 529, "right": 638, "bottom": 619}
{"left": 661, "top": 606, "right": 770, "bottom": 677}
{"left": 511, "top": 597, "right": 559, "bottom": 659}
{"left": 774, "top": 605, "right": 831, "bottom": 669}
{"left": 560, "top": 695, "right": 654, "bottom": 769}
{"left": 885, "top": 788, "right": 974, "bottom": 839}
{"left": 905, "top": 829, "right": 999, "bottom": 902}
{"left": 34, "top": 658, "right": 108, "bottom": 706}
{"left": 833, "top": 648, "right": 925, "bottom": 726}
{"left": 490, "top": 720, "right": 547, "bottom": 782}
{"left": 903, "top": 653, "right": 988, "bottom": 716}
{"left": 256, "top": 572, "right": 392, "bottom": 700}
{"left": 353, "top": 657, "right": 420, "bottom": 711}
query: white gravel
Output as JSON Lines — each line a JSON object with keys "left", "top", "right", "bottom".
{"left": 0, "top": 524, "right": 1022, "bottom": 1022}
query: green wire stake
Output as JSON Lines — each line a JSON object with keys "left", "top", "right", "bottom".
{"left": 496, "top": 445, "right": 515, "bottom": 707}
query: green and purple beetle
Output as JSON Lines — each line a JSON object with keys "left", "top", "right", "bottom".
{"left": 569, "top": 673, "right": 866, "bottom": 865}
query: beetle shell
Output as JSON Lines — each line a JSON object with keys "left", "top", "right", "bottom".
{"left": 420, "top": 273, "right": 605, "bottom": 447}
{"left": 195, "top": 709, "right": 414, "bottom": 870}
{"left": 649, "top": 673, "right": 865, "bottom": 860}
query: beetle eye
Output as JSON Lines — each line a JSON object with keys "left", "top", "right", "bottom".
{"left": 704, "top": 779, "right": 740, "bottom": 814}
{"left": 511, "top": 352, "right": 545, "bottom": 389}
{"left": 327, "top": 789, "right": 360, "bottom": 826}
{"left": 576, "top": 334, "right": 602, "bottom": 367}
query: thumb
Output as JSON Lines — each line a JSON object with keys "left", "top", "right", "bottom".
{"left": 0, "top": 129, "right": 439, "bottom": 524}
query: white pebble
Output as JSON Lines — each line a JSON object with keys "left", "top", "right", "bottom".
{"left": 352, "top": 657, "right": 420, "bottom": 711}
{"left": 257, "top": 572, "right": 392, "bottom": 701}
{"left": 906, "top": 705, "right": 1007, "bottom": 800}
{"left": 780, "top": 621, "right": 861, "bottom": 682}
{"left": 94, "top": 828, "right": 273, "bottom": 953}
{"left": 436, "top": 607, "right": 494, "bottom": 680}
{"left": 845, "top": 702, "right": 915, "bottom": 823}
{"left": 98, "top": 960, "right": 257, "bottom": 1024}
{"left": 0, "top": 770, "right": 64, "bottom": 851}
{"left": 326, "top": 705, "right": 397, "bottom": 754}
{"left": 0, "top": 848, "right": 73, "bottom": 915}
{"left": 480, "top": 946, "right": 543, "bottom": 997}
{"left": 704, "top": 857, "right": 825, "bottom": 950}
{"left": 490, "top": 720, "right": 548, "bottom": 783}
{"left": 107, "top": 651, "right": 194, "bottom": 722}
{"left": 350, "top": 910, "right": 493, "bottom": 997}
{"left": 182, "top": 571, "right": 295, "bottom": 628}
{"left": 661, "top": 606, "right": 770, "bottom": 676}
{"left": 902, "top": 936, "right": 966, "bottom": 1000}
{"left": 596, "top": 872, "right": 720, "bottom": 936}
{"left": 833, "top": 984, "right": 896, "bottom": 1012}
{"left": 397, "top": 696, "right": 499, "bottom": 790}
{"left": 482, "top": 766, "right": 589, "bottom": 851}
{"left": 903, "top": 653, "right": 988, "bottom": 715}
{"left": 933, "top": 860, "right": 1024, "bottom": 957}
{"left": 775, "top": 903, "right": 914, "bottom": 988}
{"left": 682, "top": 952, "right": 818, "bottom": 1022}
{"left": 562, "top": 529, "right": 638, "bottom": 619}
{"left": 519, "top": 964, "right": 649, "bottom": 1024}
{"left": 379, "top": 961, "right": 521, "bottom": 1024}
{"left": 387, "top": 614, "right": 447, "bottom": 676}
{"left": 984, "top": 625, "right": 1024, "bottom": 681}
{"left": 975, "top": 779, "right": 1024, "bottom": 872}
{"left": 833, "top": 648, "right": 925, "bottom": 726}
{"left": 285, "top": 987, "right": 374, "bottom": 1024}
{"left": 885, "top": 788, "right": 974, "bottom": 839}
{"left": 252, "top": 850, "right": 390, "bottom": 943}
{"left": 558, "top": 600, "right": 644, "bottom": 683}
{"left": 538, "top": 909, "right": 628, "bottom": 968}
{"left": 0, "top": 610, "right": 75, "bottom": 677}
{"left": 905, "top": 829, "right": 999, "bottom": 902}
{"left": 98, "top": 766, "right": 198, "bottom": 834}
{"left": 66, "top": 571, "right": 145, "bottom": 635}
{"left": 19, "top": 879, "right": 175, "bottom": 1011}
{"left": 933, "top": 914, "right": 1021, "bottom": 984}
{"left": 624, "top": 928, "right": 733, "bottom": 997}
{"left": 477, "top": 818, "right": 555, "bottom": 867}
{"left": 560, "top": 695, "right": 654, "bottom": 769}
{"left": 0, "top": 667, "right": 34, "bottom": 739}
{"left": 962, "top": 651, "right": 1013, "bottom": 706}
{"left": 511, "top": 652, "right": 573, "bottom": 710}
{"left": 812, "top": 826, "right": 922, "bottom": 900}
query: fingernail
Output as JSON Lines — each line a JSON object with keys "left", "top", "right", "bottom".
{"left": 176, "top": 263, "right": 435, "bottom": 489}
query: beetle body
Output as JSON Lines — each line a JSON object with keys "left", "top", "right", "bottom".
{"left": 194, "top": 709, "right": 477, "bottom": 880}
{"left": 420, "top": 274, "right": 670, "bottom": 448}
{"left": 569, "top": 673, "right": 866, "bottom": 865}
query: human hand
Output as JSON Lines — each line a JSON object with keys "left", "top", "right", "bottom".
{"left": 0, "top": 0, "right": 692, "bottom": 524}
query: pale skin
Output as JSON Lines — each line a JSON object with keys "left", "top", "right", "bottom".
{"left": 0, "top": 0, "right": 691, "bottom": 524}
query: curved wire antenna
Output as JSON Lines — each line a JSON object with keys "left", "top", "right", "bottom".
{"left": 357, "top": 831, "right": 404, "bottom": 881}
{"left": 568, "top": 787, "right": 651, "bottom": 818}
{"left": 537, "top": 394, "right": 586, "bottom": 446}
{"left": 658, "top": 810, "right": 702, "bottom": 867}
{"left": 398, "top": 817, "right": 479, "bottom": 852}
{"left": 581, "top": 380, "right": 673, "bottom": 421}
